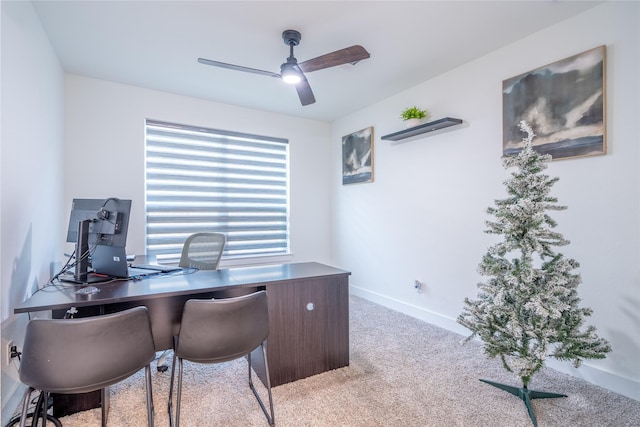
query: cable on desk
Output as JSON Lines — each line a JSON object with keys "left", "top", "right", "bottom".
{"left": 33, "top": 266, "right": 194, "bottom": 296}
{"left": 128, "top": 267, "right": 198, "bottom": 282}
{"left": 47, "top": 241, "right": 102, "bottom": 287}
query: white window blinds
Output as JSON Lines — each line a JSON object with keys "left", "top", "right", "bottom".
{"left": 145, "top": 119, "right": 290, "bottom": 264}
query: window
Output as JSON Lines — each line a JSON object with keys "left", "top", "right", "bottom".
{"left": 144, "top": 119, "right": 290, "bottom": 264}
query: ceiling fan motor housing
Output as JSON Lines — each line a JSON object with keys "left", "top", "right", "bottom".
{"left": 282, "top": 30, "right": 301, "bottom": 46}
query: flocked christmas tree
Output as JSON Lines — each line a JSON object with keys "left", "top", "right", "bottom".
{"left": 457, "top": 121, "right": 611, "bottom": 427}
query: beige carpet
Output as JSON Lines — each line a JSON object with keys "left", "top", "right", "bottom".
{"left": 38, "top": 296, "right": 640, "bottom": 426}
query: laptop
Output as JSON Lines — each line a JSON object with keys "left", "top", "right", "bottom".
{"left": 92, "top": 246, "right": 160, "bottom": 278}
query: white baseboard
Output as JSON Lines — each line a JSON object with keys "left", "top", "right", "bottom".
{"left": 349, "top": 285, "right": 468, "bottom": 336}
{"left": 349, "top": 284, "right": 639, "bottom": 402}
{"left": 545, "top": 359, "right": 639, "bottom": 401}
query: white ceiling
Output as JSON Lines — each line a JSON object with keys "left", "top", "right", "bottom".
{"left": 31, "top": 1, "right": 601, "bottom": 122}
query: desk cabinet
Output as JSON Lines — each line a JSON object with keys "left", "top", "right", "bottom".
{"left": 253, "top": 274, "right": 350, "bottom": 386}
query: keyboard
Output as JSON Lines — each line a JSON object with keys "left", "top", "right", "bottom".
{"left": 130, "top": 264, "right": 182, "bottom": 273}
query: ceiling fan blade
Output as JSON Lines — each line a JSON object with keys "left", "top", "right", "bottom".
{"left": 298, "top": 45, "right": 370, "bottom": 73}
{"left": 295, "top": 72, "right": 316, "bottom": 106}
{"left": 197, "top": 58, "right": 280, "bottom": 78}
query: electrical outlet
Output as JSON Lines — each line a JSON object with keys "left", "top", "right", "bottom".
{"left": 4, "top": 339, "right": 14, "bottom": 366}
{"left": 414, "top": 280, "right": 424, "bottom": 293}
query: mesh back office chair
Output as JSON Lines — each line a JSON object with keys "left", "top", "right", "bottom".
{"left": 178, "top": 232, "right": 226, "bottom": 270}
{"left": 19, "top": 307, "right": 156, "bottom": 427}
{"left": 157, "top": 232, "right": 228, "bottom": 372}
{"left": 168, "top": 291, "right": 275, "bottom": 427}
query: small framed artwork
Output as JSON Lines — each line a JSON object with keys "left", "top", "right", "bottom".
{"left": 502, "top": 45, "right": 606, "bottom": 160}
{"left": 342, "top": 127, "right": 374, "bottom": 185}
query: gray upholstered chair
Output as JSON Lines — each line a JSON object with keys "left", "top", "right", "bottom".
{"left": 168, "top": 291, "right": 274, "bottom": 427}
{"left": 19, "top": 306, "right": 156, "bottom": 427}
{"left": 178, "top": 232, "right": 226, "bottom": 270}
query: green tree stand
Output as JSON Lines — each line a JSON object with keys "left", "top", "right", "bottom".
{"left": 480, "top": 379, "right": 567, "bottom": 427}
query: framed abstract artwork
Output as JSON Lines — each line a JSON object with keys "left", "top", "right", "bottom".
{"left": 342, "top": 127, "right": 373, "bottom": 185}
{"left": 502, "top": 45, "right": 606, "bottom": 160}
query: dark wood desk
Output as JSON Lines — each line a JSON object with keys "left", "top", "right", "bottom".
{"left": 15, "top": 262, "right": 350, "bottom": 388}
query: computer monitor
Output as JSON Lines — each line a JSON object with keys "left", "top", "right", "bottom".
{"left": 66, "top": 198, "right": 132, "bottom": 247}
{"left": 64, "top": 198, "right": 132, "bottom": 283}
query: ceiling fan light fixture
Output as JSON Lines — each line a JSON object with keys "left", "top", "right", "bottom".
{"left": 281, "top": 63, "right": 302, "bottom": 84}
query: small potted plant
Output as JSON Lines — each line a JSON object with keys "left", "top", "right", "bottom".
{"left": 400, "top": 106, "right": 431, "bottom": 128}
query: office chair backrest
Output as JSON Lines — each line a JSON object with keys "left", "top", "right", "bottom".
{"left": 179, "top": 232, "right": 226, "bottom": 270}
{"left": 175, "top": 290, "right": 269, "bottom": 363}
{"left": 20, "top": 306, "right": 156, "bottom": 394}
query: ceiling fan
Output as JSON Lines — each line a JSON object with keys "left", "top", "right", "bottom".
{"left": 198, "top": 30, "right": 370, "bottom": 106}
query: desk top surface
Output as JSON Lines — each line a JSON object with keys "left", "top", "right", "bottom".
{"left": 14, "top": 262, "right": 350, "bottom": 314}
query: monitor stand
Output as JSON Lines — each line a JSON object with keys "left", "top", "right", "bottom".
{"left": 58, "top": 272, "right": 110, "bottom": 284}
{"left": 59, "top": 219, "right": 111, "bottom": 289}
{"left": 57, "top": 273, "right": 106, "bottom": 295}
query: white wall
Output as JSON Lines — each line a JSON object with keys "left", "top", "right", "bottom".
{"left": 331, "top": 1, "right": 640, "bottom": 400}
{"left": 1, "top": 0, "right": 65, "bottom": 421}
{"left": 64, "top": 75, "right": 333, "bottom": 266}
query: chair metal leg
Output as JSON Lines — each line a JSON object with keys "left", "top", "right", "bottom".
{"left": 40, "top": 391, "right": 49, "bottom": 427}
{"left": 19, "top": 387, "right": 34, "bottom": 427}
{"left": 176, "top": 358, "right": 184, "bottom": 427}
{"left": 168, "top": 338, "right": 179, "bottom": 427}
{"left": 17, "top": 389, "right": 62, "bottom": 427}
{"left": 101, "top": 388, "right": 108, "bottom": 426}
{"left": 145, "top": 365, "right": 155, "bottom": 427}
{"left": 248, "top": 342, "right": 275, "bottom": 426}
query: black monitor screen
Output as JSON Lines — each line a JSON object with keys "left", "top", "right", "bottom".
{"left": 66, "top": 198, "right": 132, "bottom": 247}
